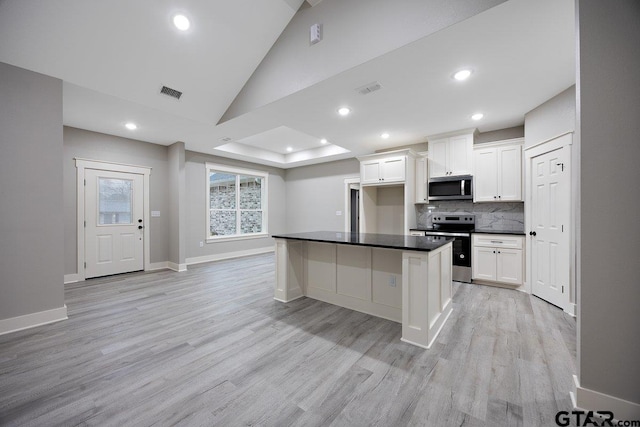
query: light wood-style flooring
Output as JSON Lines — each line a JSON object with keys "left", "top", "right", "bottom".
{"left": 0, "top": 253, "right": 577, "bottom": 426}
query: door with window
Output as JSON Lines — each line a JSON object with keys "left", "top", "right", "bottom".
{"left": 85, "top": 169, "right": 144, "bottom": 278}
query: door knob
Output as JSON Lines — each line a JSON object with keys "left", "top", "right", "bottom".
{"left": 138, "top": 219, "right": 143, "bottom": 223}
{"left": 529, "top": 231, "right": 537, "bottom": 236}
{"left": 138, "top": 225, "right": 144, "bottom": 230}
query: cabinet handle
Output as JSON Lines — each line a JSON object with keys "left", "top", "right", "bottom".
{"left": 494, "top": 196, "right": 497, "bottom": 199}
{"left": 493, "top": 251, "right": 496, "bottom": 254}
{"left": 491, "top": 240, "right": 503, "bottom": 244}
{"left": 498, "top": 251, "right": 501, "bottom": 254}
{"left": 498, "top": 195, "right": 501, "bottom": 199}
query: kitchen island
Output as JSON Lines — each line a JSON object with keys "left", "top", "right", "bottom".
{"left": 272, "top": 231, "right": 453, "bottom": 349}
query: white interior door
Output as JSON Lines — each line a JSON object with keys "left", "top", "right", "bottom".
{"left": 85, "top": 169, "right": 144, "bottom": 278}
{"left": 530, "top": 146, "right": 570, "bottom": 308}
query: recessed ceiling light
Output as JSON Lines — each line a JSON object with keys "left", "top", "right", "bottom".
{"left": 381, "top": 133, "right": 390, "bottom": 139}
{"left": 286, "top": 147, "right": 293, "bottom": 152}
{"left": 471, "top": 113, "right": 484, "bottom": 121}
{"left": 453, "top": 69, "right": 473, "bottom": 81}
{"left": 173, "top": 14, "right": 190, "bottom": 31}
{"left": 337, "top": 107, "right": 351, "bottom": 116}
{"left": 125, "top": 122, "right": 137, "bottom": 130}
{"left": 320, "top": 138, "right": 328, "bottom": 144}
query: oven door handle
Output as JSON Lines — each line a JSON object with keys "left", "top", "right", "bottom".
{"left": 424, "top": 231, "right": 470, "bottom": 237}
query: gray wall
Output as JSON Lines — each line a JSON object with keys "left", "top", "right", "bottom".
{"left": 285, "top": 158, "right": 360, "bottom": 233}
{"left": 222, "top": 0, "right": 506, "bottom": 121}
{"left": 0, "top": 62, "right": 65, "bottom": 319}
{"left": 524, "top": 86, "right": 576, "bottom": 148}
{"left": 63, "top": 127, "right": 170, "bottom": 273}
{"left": 475, "top": 125, "right": 524, "bottom": 144}
{"left": 185, "top": 151, "right": 286, "bottom": 260}
{"left": 578, "top": 0, "right": 640, "bottom": 404}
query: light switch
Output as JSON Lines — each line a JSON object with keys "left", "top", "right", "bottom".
{"left": 151, "top": 211, "right": 161, "bottom": 217}
{"left": 336, "top": 211, "right": 342, "bottom": 216}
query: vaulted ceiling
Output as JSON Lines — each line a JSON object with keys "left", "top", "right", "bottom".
{"left": 0, "top": 0, "right": 575, "bottom": 168}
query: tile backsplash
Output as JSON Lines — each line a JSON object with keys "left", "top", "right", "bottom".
{"left": 416, "top": 201, "right": 524, "bottom": 232}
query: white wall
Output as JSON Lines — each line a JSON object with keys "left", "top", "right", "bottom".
{"left": 285, "top": 158, "right": 359, "bottom": 233}
{"left": 63, "top": 127, "right": 170, "bottom": 272}
{"left": 0, "top": 62, "right": 65, "bottom": 321}
{"left": 221, "top": 0, "right": 506, "bottom": 121}
{"left": 578, "top": 0, "right": 640, "bottom": 407}
{"left": 185, "top": 151, "right": 286, "bottom": 261}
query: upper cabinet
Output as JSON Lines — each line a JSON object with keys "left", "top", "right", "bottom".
{"left": 359, "top": 151, "right": 413, "bottom": 185}
{"left": 473, "top": 138, "right": 523, "bottom": 202}
{"left": 415, "top": 152, "right": 428, "bottom": 203}
{"left": 428, "top": 131, "right": 474, "bottom": 178}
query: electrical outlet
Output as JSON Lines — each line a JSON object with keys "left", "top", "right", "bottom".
{"left": 389, "top": 275, "right": 396, "bottom": 287}
{"left": 336, "top": 211, "right": 342, "bottom": 216}
{"left": 199, "top": 241, "right": 204, "bottom": 247}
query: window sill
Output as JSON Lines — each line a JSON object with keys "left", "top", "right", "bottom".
{"left": 206, "top": 233, "right": 269, "bottom": 243}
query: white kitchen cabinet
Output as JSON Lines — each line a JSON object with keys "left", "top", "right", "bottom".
{"left": 415, "top": 152, "right": 428, "bottom": 203}
{"left": 472, "top": 234, "right": 524, "bottom": 286}
{"left": 473, "top": 139, "right": 523, "bottom": 202}
{"left": 427, "top": 132, "right": 474, "bottom": 178}
{"left": 360, "top": 156, "right": 406, "bottom": 185}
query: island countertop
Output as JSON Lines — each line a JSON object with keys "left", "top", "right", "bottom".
{"left": 272, "top": 231, "right": 453, "bottom": 252}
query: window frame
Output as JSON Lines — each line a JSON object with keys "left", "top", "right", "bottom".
{"left": 205, "top": 163, "right": 269, "bottom": 242}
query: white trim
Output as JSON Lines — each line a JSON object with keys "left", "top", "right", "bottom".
{"left": 566, "top": 303, "right": 577, "bottom": 317}
{"left": 343, "top": 176, "right": 360, "bottom": 232}
{"left": 572, "top": 375, "right": 640, "bottom": 421}
{"left": 147, "top": 261, "right": 169, "bottom": 271}
{"left": 186, "top": 246, "right": 274, "bottom": 266}
{"left": 64, "top": 273, "right": 81, "bottom": 284}
{"left": 75, "top": 159, "right": 151, "bottom": 280}
{"left": 168, "top": 262, "right": 187, "bottom": 272}
{"left": 524, "top": 130, "right": 573, "bottom": 153}
{"left": 205, "top": 162, "right": 269, "bottom": 241}
{"left": 0, "top": 305, "right": 68, "bottom": 336}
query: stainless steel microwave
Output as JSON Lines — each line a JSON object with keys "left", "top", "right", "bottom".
{"left": 428, "top": 175, "right": 473, "bottom": 201}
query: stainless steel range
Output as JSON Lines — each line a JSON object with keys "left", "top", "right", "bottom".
{"left": 411, "top": 213, "right": 475, "bottom": 283}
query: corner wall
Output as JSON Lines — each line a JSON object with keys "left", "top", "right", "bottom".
{"left": 577, "top": 0, "right": 640, "bottom": 413}
{"left": 0, "top": 62, "right": 65, "bottom": 328}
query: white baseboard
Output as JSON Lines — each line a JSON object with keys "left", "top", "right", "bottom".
{"left": 64, "top": 274, "right": 81, "bottom": 284}
{"left": 572, "top": 375, "right": 640, "bottom": 421}
{"left": 566, "top": 302, "right": 577, "bottom": 317}
{"left": 147, "top": 261, "right": 169, "bottom": 271}
{"left": 168, "top": 262, "right": 187, "bottom": 272}
{"left": 0, "top": 305, "right": 68, "bottom": 336}
{"left": 186, "top": 246, "right": 274, "bottom": 266}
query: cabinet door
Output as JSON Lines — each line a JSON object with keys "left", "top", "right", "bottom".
{"left": 472, "top": 246, "right": 497, "bottom": 281}
{"left": 428, "top": 139, "right": 448, "bottom": 178}
{"left": 496, "top": 248, "right": 523, "bottom": 285}
{"left": 415, "top": 156, "right": 428, "bottom": 203}
{"left": 497, "top": 145, "right": 522, "bottom": 201}
{"left": 361, "top": 160, "right": 381, "bottom": 184}
{"left": 473, "top": 147, "right": 498, "bottom": 202}
{"left": 448, "top": 134, "right": 473, "bottom": 175}
{"left": 381, "top": 157, "right": 405, "bottom": 183}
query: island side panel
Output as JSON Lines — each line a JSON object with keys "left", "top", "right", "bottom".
{"left": 401, "top": 242, "right": 453, "bottom": 349}
{"left": 274, "top": 238, "right": 305, "bottom": 303}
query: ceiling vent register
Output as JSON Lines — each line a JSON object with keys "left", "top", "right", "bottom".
{"left": 160, "top": 85, "right": 183, "bottom": 100}
{"left": 355, "top": 81, "right": 382, "bottom": 95}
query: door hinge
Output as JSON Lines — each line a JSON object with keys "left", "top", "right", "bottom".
{"left": 84, "top": 220, "right": 86, "bottom": 227}
{"left": 562, "top": 285, "right": 564, "bottom": 293}
{"left": 84, "top": 262, "right": 86, "bottom": 269}
{"left": 556, "top": 162, "right": 564, "bottom": 171}
{"left": 562, "top": 224, "right": 564, "bottom": 232}
{"left": 84, "top": 179, "right": 86, "bottom": 186}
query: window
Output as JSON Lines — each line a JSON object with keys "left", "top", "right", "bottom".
{"left": 206, "top": 163, "right": 268, "bottom": 240}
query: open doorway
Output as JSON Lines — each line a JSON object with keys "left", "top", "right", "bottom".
{"left": 350, "top": 187, "right": 359, "bottom": 233}
{"left": 343, "top": 177, "right": 360, "bottom": 233}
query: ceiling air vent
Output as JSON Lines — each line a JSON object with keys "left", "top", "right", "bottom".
{"left": 220, "top": 137, "right": 232, "bottom": 142}
{"left": 355, "top": 81, "right": 382, "bottom": 95}
{"left": 160, "top": 85, "right": 183, "bottom": 100}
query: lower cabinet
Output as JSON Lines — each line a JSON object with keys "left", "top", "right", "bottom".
{"left": 472, "top": 234, "right": 524, "bottom": 286}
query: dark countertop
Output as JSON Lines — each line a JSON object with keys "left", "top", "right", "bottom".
{"left": 410, "top": 228, "right": 526, "bottom": 236}
{"left": 272, "top": 231, "right": 453, "bottom": 252}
